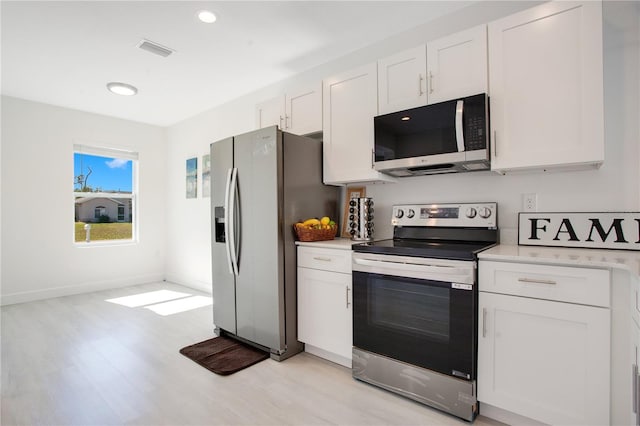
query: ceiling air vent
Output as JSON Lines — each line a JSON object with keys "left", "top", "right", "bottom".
{"left": 136, "top": 39, "right": 174, "bottom": 58}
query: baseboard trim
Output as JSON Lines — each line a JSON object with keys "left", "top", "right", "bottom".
{"left": 164, "top": 274, "right": 212, "bottom": 294}
{"left": 304, "top": 344, "right": 352, "bottom": 368}
{"left": 0, "top": 273, "right": 164, "bottom": 306}
{"left": 480, "top": 402, "right": 546, "bottom": 426}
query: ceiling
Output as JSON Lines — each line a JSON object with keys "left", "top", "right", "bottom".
{"left": 1, "top": 1, "right": 473, "bottom": 127}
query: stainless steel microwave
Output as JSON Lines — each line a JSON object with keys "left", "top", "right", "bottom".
{"left": 374, "top": 93, "right": 489, "bottom": 177}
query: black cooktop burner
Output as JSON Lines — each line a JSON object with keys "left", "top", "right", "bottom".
{"left": 351, "top": 238, "right": 496, "bottom": 261}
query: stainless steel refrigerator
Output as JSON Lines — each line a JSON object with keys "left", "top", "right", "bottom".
{"left": 211, "top": 126, "right": 339, "bottom": 361}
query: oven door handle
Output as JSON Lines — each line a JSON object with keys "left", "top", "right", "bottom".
{"left": 353, "top": 257, "right": 468, "bottom": 275}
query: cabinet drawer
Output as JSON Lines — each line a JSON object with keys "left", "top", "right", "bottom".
{"left": 479, "top": 261, "right": 610, "bottom": 308}
{"left": 297, "top": 246, "right": 352, "bottom": 274}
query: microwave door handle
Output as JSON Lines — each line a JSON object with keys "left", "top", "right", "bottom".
{"left": 455, "top": 99, "right": 465, "bottom": 152}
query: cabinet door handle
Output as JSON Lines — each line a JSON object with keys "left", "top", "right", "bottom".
{"left": 428, "top": 71, "right": 434, "bottom": 94}
{"left": 279, "top": 115, "right": 284, "bottom": 129}
{"left": 493, "top": 131, "right": 497, "bottom": 157}
{"left": 285, "top": 114, "right": 290, "bottom": 130}
{"left": 312, "top": 256, "right": 332, "bottom": 262}
{"left": 517, "top": 277, "right": 557, "bottom": 285}
{"left": 482, "top": 308, "right": 487, "bottom": 338}
{"left": 346, "top": 286, "right": 351, "bottom": 308}
{"left": 633, "top": 364, "right": 638, "bottom": 414}
{"left": 418, "top": 74, "right": 424, "bottom": 96}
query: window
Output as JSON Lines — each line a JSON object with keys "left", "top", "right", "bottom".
{"left": 74, "top": 144, "right": 138, "bottom": 244}
{"left": 94, "top": 206, "right": 106, "bottom": 220}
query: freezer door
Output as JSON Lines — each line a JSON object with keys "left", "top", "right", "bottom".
{"left": 211, "top": 137, "right": 237, "bottom": 334}
{"left": 233, "top": 126, "right": 284, "bottom": 350}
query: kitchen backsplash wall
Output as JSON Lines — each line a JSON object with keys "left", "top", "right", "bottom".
{"left": 164, "top": 1, "right": 639, "bottom": 292}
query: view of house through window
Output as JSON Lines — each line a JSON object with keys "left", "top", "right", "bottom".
{"left": 74, "top": 144, "right": 137, "bottom": 243}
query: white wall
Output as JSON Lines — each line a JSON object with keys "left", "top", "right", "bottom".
{"left": 0, "top": 96, "right": 167, "bottom": 305}
{"left": 162, "top": 1, "right": 545, "bottom": 290}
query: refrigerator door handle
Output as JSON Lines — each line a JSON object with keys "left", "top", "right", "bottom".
{"left": 228, "top": 167, "right": 240, "bottom": 276}
{"left": 223, "top": 168, "right": 234, "bottom": 275}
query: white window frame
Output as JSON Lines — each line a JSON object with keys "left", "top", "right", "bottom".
{"left": 73, "top": 144, "right": 139, "bottom": 246}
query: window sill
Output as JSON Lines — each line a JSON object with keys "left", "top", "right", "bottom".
{"left": 75, "top": 240, "right": 138, "bottom": 248}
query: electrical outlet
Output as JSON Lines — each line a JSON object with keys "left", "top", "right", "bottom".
{"left": 523, "top": 193, "right": 537, "bottom": 212}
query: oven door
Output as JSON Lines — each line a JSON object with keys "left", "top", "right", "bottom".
{"left": 352, "top": 252, "right": 476, "bottom": 380}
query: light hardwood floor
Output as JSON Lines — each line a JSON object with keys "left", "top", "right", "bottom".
{"left": 1, "top": 282, "right": 503, "bottom": 426}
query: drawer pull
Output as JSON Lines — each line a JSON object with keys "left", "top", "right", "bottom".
{"left": 312, "top": 256, "right": 332, "bottom": 262}
{"left": 518, "top": 277, "right": 557, "bottom": 285}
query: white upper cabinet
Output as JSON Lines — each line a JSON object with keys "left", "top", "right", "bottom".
{"left": 377, "top": 46, "right": 427, "bottom": 115}
{"left": 377, "top": 25, "right": 487, "bottom": 115}
{"left": 323, "top": 63, "right": 396, "bottom": 185}
{"left": 285, "top": 82, "right": 322, "bottom": 136}
{"left": 255, "top": 96, "right": 284, "bottom": 130}
{"left": 255, "top": 82, "right": 322, "bottom": 135}
{"left": 488, "top": 1, "right": 604, "bottom": 173}
{"left": 426, "top": 25, "right": 488, "bottom": 104}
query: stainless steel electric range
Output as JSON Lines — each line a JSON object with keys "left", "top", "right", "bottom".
{"left": 351, "top": 202, "right": 498, "bottom": 422}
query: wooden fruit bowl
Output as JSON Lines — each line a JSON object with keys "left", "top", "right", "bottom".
{"left": 293, "top": 223, "right": 337, "bottom": 242}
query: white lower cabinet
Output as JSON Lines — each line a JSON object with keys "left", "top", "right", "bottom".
{"left": 478, "top": 260, "right": 611, "bottom": 425}
{"left": 297, "top": 246, "right": 352, "bottom": 367}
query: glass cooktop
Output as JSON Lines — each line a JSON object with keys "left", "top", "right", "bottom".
{"left": 351, "top": 238, "right": 496, "bottom": 261}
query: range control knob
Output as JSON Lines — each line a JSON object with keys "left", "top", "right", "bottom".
{"left": 478, "top": 207, "right": 492, "bottom": 219}
{"left": 395, "top": 209, "right": 404, "bottom": 219}
{"left": 406, "top": 209, "right": 415, "bottom": 219}
{"left": 465, "top": 207, "right": 477, "bottom": 218}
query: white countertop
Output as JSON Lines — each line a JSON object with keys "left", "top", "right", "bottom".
{"left": 295, "top": 238, "right": 354, "bottom": 250}
{"left": 479, "top": 244, "right": 640, "bottom": 277}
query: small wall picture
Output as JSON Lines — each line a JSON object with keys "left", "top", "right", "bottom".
{"left": 202, "top": 154, "right": 211, "bottom": 198}
{"left": 186, "top": 157, "right": 197, "bottom": 199}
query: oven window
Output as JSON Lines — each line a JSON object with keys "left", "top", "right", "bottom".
{"left": 370, "top": 277, "right": 449, "bottom": 342}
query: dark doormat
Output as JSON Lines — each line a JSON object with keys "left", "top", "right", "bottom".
{"left": 179, "top": 335, "right": 269, "bottom": 376}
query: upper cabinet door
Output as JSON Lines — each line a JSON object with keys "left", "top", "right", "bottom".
{"left": 377, "top": 46, "right": 427, "bottom": 115}
{"left": 255, "top": 96, "right": 285, "bottom": 130}
{"left": 285, "top": 82, "right": 322, "bottom": 136}
{"left": 488, "top": 1, "right": 604, "bottom": 173}
{"left": 323, "top": 63, "right": 396, "bottom": 185}
{"left": 426, "top": 24, "right": 488, "bottom": 104}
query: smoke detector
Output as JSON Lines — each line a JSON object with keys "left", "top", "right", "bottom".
{"left": 136, "top": 39, "right": 174, "bottom": 58}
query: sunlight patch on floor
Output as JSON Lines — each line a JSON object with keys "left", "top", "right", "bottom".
{"left": 105, "top": 290, "right": 191, "bottom": 307}
{"left": 144, "top": 295, "right": 213, "bottom": 316}
{"left": 105, "top": 289, "right": 211, "bottom": 316}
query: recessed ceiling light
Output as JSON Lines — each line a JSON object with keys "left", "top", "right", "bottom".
{"left": 107, "top": 82, "right": 138, "bottom": 96}
{"left": 401, "top": 116, "right": 411, "bottom": 121}
{"left": 197, "top": 10, "right": 217, "bottom": 23}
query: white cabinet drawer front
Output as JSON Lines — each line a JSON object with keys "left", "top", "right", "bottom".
{"left": 479, "top": 261, "right": 610, "bottom": 307}
{"left": 298, "top": 246, "right": 352, "bottom": 274}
